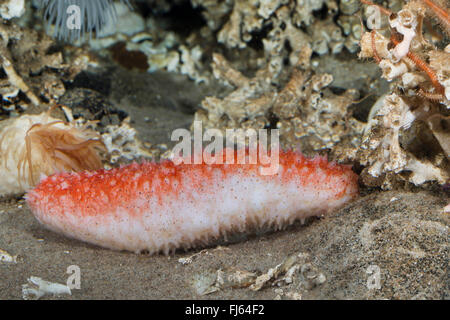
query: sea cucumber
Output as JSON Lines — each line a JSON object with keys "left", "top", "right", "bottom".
{"left": 26, "top": 149, "right": 358, "bottom": 254}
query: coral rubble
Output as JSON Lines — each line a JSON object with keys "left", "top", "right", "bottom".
{"left": 358, "top": 0, "right": 449, "bottom": 188}
{"left": 195, "top": 53, "right": 364, "bottom": 157}
{"left": 0, "top": 20, "right": 89, "bottom": 115}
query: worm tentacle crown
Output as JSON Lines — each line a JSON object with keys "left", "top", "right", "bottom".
{"left": 38, "top": 0, "right": 131, "bottom": 41}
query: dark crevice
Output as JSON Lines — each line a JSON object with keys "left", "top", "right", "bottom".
{"left": 312, "top": 4, "right": 329, "bottom": 20}
{"left": 148, "top": 1, "right": 207, "bottom": 37}
{"left": 246, "top": 22, "right": 273, "bottom": 51}
{"left": 350, "top": 90, "right": 376, "bottom": 123}
{"left": 65, "top": 70, "right": 112, "bottom": 96}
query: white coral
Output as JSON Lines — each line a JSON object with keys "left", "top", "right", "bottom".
{"left": 0, "top": 0, "right": 25, "bottom": 20}
{"left": 360, "top": 94, "right": 448, "bottom": 186}
{"left": 389, "top": 8, "right": 417, "bottom": 61}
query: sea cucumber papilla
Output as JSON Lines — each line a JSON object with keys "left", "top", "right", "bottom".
{"left": 26, "top": 149, "right": 359, "bottom": 254}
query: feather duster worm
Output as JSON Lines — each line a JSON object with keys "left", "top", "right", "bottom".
{"left": 26, "top": 149, "right": 359, "bottom": 254}
{"left": 39, "top": 0, "right": 131, "bottom": 41}
{"left": 0, "top": 109, "right": 105, "bottom": 197}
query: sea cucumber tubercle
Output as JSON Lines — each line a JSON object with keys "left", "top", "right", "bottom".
{"left": 26, "top": 149, "right": 359, "bottom": 254}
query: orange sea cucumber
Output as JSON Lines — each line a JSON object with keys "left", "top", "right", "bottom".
{"left": 26, "top": 149, "right": 359, "bottom": 254}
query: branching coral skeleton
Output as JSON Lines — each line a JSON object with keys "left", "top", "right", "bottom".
{"left": 358, "top": 0, "right": 449, "bottom": 189}
{"left": 0, "top": 24, "right": 40, "bottom": 106}
{"left": 360, "top": 0, "right": 449, "bottom": 102}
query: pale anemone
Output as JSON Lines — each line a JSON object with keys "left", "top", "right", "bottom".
{"left": 0, "top": 107, "right": 106, "bottom": 197}
{"left": 38, "top": 0, "right": 131, "bottom": 41}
